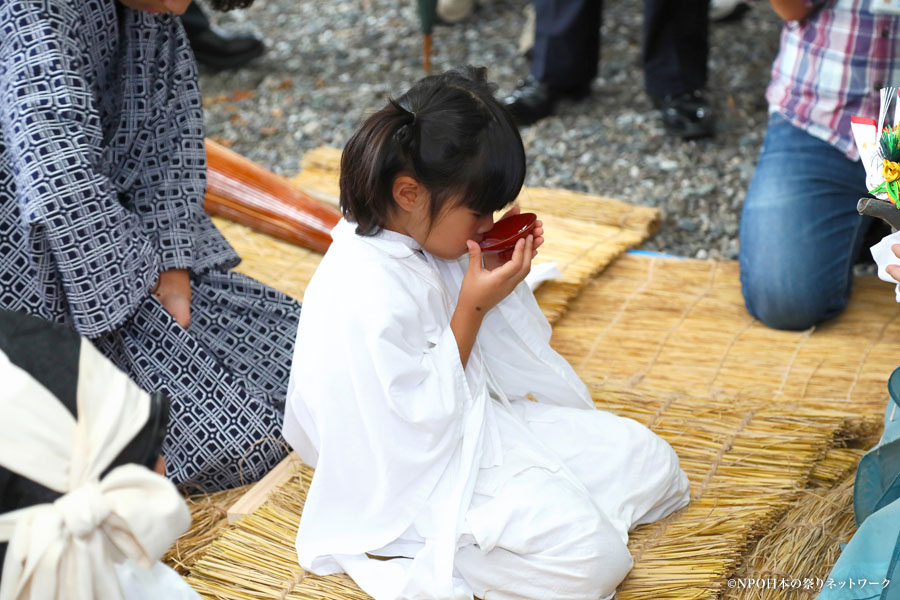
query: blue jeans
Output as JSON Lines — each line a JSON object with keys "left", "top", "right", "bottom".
{"left": 739, "top": 113, "right": 870, "bottom": 330}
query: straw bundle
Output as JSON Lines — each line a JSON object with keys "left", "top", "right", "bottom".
{"left": 213, "top": 208, "right": 646, "bottom": 325}
{"left": 178, "top": 382, "right": 868, "bottom": 600}
{"left": 164, "top": 484, "right": 250, "bottom": 575}
{"left": 292, "top": 146, "right": 660, "bottom": 236}
{"left": 721, "top": 444, "right": 872, "bottom": 599}
{"left": 724, "top": 473, "right": 859, "bottom": 600}
{"left": 552, "top": 254, "right": 900, "bottom": 412}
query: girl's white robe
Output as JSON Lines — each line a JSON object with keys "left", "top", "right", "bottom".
{"left": 283, "top": 219, "right": 683, "bottom": 600}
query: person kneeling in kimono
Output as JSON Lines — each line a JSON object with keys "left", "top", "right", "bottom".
{"left": 0, "top": 0, "right": 299, "bottom": 492}
{"left": 282, "top": 66, "right": 691, "bottom": 600}
{"left": 0, "top": 310, "right": 198, "bottom": 599}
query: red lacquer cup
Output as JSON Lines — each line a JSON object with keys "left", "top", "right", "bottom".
{"left": 479, "top": 212, "right": 538, "bottom": 260}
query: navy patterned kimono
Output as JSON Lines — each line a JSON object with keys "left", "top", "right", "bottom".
{"left": 0, "top": 0, "right": 297, "bottom": 491}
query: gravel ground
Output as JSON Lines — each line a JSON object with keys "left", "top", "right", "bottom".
{"left": 197, "top": 0, "right": 785, "bottom": 260}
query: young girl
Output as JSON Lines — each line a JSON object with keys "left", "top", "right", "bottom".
{"left": 283, "top": 66, "right": 690, "bottom": 600}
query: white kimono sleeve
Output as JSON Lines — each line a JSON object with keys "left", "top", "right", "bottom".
{"left": 430, "top": 255, "right": 593, "bottom": 409}
{"left": 284, "top": 254, "right": 486, "bottom": 590}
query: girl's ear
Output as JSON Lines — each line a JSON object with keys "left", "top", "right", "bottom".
{"left": 392, "top": 175, "right": 425, "bottom": 213}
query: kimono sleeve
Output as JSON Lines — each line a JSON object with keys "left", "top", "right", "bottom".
{"left": 431, "top": 255, "right": 592, "bottom": 409}
{"left": 0, "top": 4, "right": 158, "bottom": 338}
{"left": 287, "top": 257, "right": 479, "bottom": 568}
{"left": 485, "top": 280, "right": 593, "bottom": 408}
{"left": 120, "top": 19, "right": 206, "bottom": 272}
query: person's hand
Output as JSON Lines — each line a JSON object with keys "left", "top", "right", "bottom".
{"left": 481, "top": 206, "right": 544, "bottom": 270}
{"left": 887, "top": 244, "right": 900, "bottom": 283}
{"left": 461, "top": 234, "right": 534, "bottom": 314}
{"left": 450, "top": 235, "right": 535, "bottom": 367}
{"left": 152, "top": 269, "right": 191, "bottom": 328}
{"left": 154, "top": 455, "right": 166, "bottom": 476}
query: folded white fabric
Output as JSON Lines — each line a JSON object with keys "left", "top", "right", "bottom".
{"left": 0, "top": 341, "right": 194, "bottom": 600}
{"left": 871, "top": 230, "right": 900, "bottom": 302}
{"left": 525, "top": 262, "right": 561, "bottom": 291}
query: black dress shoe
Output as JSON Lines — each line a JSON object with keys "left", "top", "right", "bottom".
{"left": 184, "top": 23, "right": 265, "bottom": 71}
{"left": 652, "top": 90, "right": 715, "bottom": 140}
{"left": 503, "top": 75, "right": 591, "bottom": 126}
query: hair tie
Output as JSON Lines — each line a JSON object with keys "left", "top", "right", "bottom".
{"left": 394, "top": 111, "right": 418, "bottom": 147}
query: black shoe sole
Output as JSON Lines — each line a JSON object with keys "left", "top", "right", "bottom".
{"left": 664, "top": 121, "right": 716, "bottom": 140}
{"left": 194, "top": 44, "right": 265, "bottom": 71}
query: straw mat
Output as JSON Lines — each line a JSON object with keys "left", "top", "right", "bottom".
{"left": 179, "top": 386, "right": 873, "bottom": 599}
{"left": 215, "top": 158, "right": 659, "bottom": 324}
{"left": 552, "top": 253, "right": 900, "bottom": 413}
{"left": 176, "top": 252, "right": 897, "bottom": 599}
{"left": 292, "top": 147, "right": 660, "bottom": 236}
{"left": 165, "top": 485, "right": 250, "bottom": 575}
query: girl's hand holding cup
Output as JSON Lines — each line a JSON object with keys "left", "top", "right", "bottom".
{"left": 461, "top": 234, "right": 535, "bottom": 315}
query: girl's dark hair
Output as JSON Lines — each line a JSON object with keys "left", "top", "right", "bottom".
{"left": 339, "top": 65, "right": 526, "bottom": 236}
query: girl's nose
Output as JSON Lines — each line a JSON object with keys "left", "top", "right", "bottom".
{"left": 476, "top": 215, "right": 494, "bottom": 234}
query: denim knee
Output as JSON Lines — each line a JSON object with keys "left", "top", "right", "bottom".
{"left": 740, "top": 270, "right": 847, "bottom": 331}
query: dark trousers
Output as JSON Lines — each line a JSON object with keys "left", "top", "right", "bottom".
{"left": 530, "top": 0, "right": 710, "bottom": 98}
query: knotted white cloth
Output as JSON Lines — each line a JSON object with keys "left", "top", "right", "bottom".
{"left": 0, "top": 340, "right": 191, "bottom": 600}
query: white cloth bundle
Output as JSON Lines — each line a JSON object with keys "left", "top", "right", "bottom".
{"left": 0, "top": 340, "right": 195, "bottom": 600}
{"left": 872, "top": 230, "right": 900, "bottom": 302}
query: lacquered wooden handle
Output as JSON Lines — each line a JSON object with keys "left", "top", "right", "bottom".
{"left": 204, "top": 138, "right": 342, "bottom": 254}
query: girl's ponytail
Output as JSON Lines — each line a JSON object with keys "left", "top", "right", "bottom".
{"left": 339, "top": 102, "right": 415, "bottom": 235}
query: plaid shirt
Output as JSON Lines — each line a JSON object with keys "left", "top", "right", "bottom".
{"left": 766, "top": 0, "right": 900, "bottom": 160}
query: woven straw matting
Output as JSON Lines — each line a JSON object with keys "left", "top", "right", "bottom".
{"left": 229, "top": 144, "right": 659, "bottom": 325}
{"left": 164, "top": 485, "right": 250, "bottom": 575}
{"left": 292, "top": 147, "right": 660, "bottom": 236}
{"left": 178, "top": 387, "right": 876, "bottom": 600}
{"left": 175, "top": 182, "right": 898, "bottom": 597}
{"left": 553, "top": 254, "right": 900, "bottom": 413}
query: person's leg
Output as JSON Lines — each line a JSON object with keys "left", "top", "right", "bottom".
{"left": 531, "top": 0, "right": 601, "bottom": 89}
{"left": 511, "top": 400, "right": 690, "bottom": 533}
{"left": 93, "top": 271, "right": 300, "bottom": 491}
{"left": 643, "top": 0, "right": 713, "bottom": 139}
{"left": 642, "top": 0, "right": 709, "bottom": 98}
{"left": 503, "top": 0, "right": 601, "bottom": 125}
{"left": 186, "top": 271, "right": 299, "bottom": 412}
{"left": 455, "top": 467, "right": 632, "bottom": 600}
{"left": 739, "top": 113, "right": 870, "bottom": 330}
